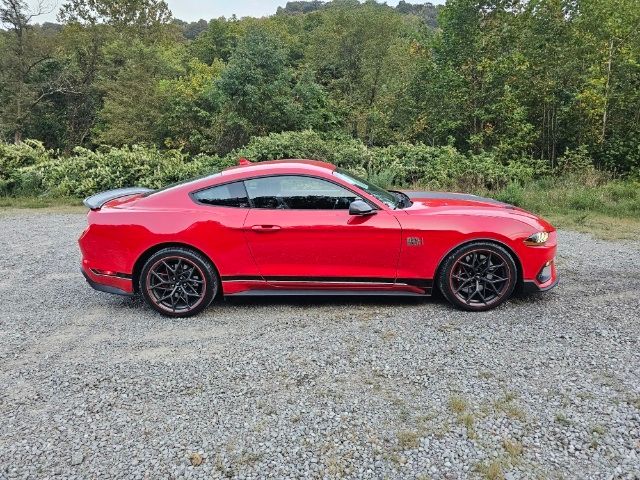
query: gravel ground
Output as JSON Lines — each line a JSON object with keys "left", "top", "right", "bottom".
{"left": 0, "top": 211, "right": 638, "bottom": 480}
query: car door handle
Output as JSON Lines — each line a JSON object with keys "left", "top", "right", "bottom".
{"left": 250, "top": 225, "right": 281, "bottom": 232}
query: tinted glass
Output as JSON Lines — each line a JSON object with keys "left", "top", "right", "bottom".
{"left": 192, "top": 181, "right": 249, "bottom": 208}
{"left": 244, "top": 176, "right": 359, "bottom": 210}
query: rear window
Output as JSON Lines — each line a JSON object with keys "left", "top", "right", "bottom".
{"left": 192, "top": 182, "right": 249, "bottom": 208}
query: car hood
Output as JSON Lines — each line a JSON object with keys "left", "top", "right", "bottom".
{"left": 403, "top": 191, "right": 510, "bottom": 207}
{"left": 401, "top": 191, "right": 552, "bottom": 229}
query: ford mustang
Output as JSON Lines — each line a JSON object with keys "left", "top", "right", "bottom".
{"left": 79, "top": 159, "right": 558, "bottom": 317}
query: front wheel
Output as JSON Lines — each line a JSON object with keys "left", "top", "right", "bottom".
{"left": 139, "top": 247, "right": 218, "bottom": 317}
{"left": 438, "top": 242, "right": 517, "bottom": 311}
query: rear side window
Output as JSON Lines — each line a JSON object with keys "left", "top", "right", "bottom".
{"left": 192, "top": 181, "right": 249, "bottom": 208}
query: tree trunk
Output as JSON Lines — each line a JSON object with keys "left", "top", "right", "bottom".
{"left": 601, "top": 38, "right": 614, "bottom": 143}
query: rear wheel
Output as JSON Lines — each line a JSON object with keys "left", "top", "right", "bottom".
{"left": 139, "top": 247, "right": 217, "bottom": 317}
{"left": 438, "top": 242, "right": 517, "bottom": 311}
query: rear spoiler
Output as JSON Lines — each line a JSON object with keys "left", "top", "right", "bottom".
{"left": 83, "top": 187, "right": 153, "bottom": 210}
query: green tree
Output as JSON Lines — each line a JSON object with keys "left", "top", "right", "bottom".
{"left": 94, "top": 38, "right": 185, "bottom": 145}
{"left": 58, "top": 0, "right": 172, "bottom": 30}
{"left": 306, "top": 1, "right": 414, "bottom": 145}
{"left": 214, "top": 27, "right": 332, "bottom": 152}
{"left": 0, "top": 0, "right": 63, "bottom": 143}
{"left": 156, "top": 58, "right": 225, "bottom": 152}
{"left": 574, "top": 0, "right": 640, "bottom": 149}
{"left": 189, "top": 17, "right": 238, "bottom": 64}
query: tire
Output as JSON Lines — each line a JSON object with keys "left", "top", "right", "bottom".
{"left": 437, "top": 242, "right": 517, "bottom": 311}
{"left": 139, "top": 247, "right": 218, "bottom": 317}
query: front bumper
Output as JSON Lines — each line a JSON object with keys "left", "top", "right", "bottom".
{"left": 521, "top": 258, "right": 559, "bottom": 293}
{"left": 521, "top": 276, "right": 559, "bottom": 293}
{"left": 81, "top": 267, "right": 134, "bottom": 297}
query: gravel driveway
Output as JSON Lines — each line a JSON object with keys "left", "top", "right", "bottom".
{"left": 0, "top": 210, "right": 638, "bottom": 480}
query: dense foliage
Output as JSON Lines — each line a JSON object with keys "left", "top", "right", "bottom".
{"left": 0, "top": 131, "right": 543, "bottom": 197}
{"left": 4, "top": 133, "right": 639, "bottom": 224}
{"left": 0, "top": 0, "right": 638, "bottom": 178}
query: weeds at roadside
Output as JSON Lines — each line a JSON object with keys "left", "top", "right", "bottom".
{"left": 555, "top": 413, "right": 572, "bottom": 426}
{"left": 188, "top": 452, "right": 203, "bottom": 466}
{"left": 460, "top": 413, "right": 476, "bottom": 439}
{"left": 502, "top": 438, "right": 523, "bottom": 458}
{"left": 475, "top": 460, "right": 506, "bottom": 480}
{"left": 493, "top": 393, "right": 526, "bottom": 421}
{"left": 397, "top": 430, "right": 420, "bottom": 449}
{"left": 449, "top": 395, "right": 468, "bottom": 414}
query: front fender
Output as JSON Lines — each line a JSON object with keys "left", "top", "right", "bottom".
{"left": 394, "top": 213, "right": 553, "bottom": 281}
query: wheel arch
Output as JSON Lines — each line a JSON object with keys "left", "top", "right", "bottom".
{"left": 132, "top": 242, "right": 218, "bottom": 293}
{"left": 434, "top": 237, "right": 523, "bottom": 288}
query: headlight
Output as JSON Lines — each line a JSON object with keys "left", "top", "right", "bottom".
{"left": 524, "top": 231, "right": 549, "bottom": 246}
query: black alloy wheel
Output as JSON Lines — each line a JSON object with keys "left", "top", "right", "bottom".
{"left": 438, "top": 242, "right": 517, "bottom": 311}
{"left": 140, "top": 247, "right": 217, "bottom": 317}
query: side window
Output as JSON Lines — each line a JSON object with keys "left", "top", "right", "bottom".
{"left": 244, "top": 176, "right": 360, "bottom": 210}
{"left": 192, "top": 181, "right": 250, "bottom": 208}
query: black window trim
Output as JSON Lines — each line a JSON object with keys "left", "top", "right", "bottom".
{"left": 190, "top": 173, "right": 380, "bottom": 211}
{"left": 189, "top": 180, "right": 251, "bottom": 209}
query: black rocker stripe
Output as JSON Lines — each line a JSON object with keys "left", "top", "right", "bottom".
{"left": 221, "top": 275, "right": 433, "bottom": 289}
{"left": 221, "top": 275, "right": 264, "bottom": 281}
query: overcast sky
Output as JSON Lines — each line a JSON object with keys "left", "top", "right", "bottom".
{"left": 30, "top": 0, "right": 445, "bottom": 23}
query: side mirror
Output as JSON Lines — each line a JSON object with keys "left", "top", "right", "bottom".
{"left": 349, "top": 199, "right": 376, "bottom": 216}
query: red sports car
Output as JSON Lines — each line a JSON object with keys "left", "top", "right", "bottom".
{"left": 79, "top": 159, "right": 558, "bottom": 317}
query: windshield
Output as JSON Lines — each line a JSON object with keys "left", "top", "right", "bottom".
{"left": 333, "top": 168, "right": 399, "bottom": 208}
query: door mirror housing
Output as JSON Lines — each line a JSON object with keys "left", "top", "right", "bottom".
{"left": 349, "top": 199, "right": 376, "bottom": 216}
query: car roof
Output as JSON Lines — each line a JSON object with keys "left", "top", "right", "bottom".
{"left": 145, "top": 159, "right": 338, "bottom": 200}
{"left": 189, "top": 159, "right": 337, "bottom": 189}
{"left": 222, "top": 159, "right": 336, "bottom": 175}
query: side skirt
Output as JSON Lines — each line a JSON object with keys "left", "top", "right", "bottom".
{"left": 226, "top": 289, "right": 431, "bottom": 297}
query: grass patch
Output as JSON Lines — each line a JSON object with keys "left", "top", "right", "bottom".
{"left": 554, "top": 412, "right": 572, "bottom": 426}
{"left": 397, "top": 430, "right": 421, "bottom": 449}
{"left": 476, "top": 460, "right": 506, "bottom": 480}
{"left": 493, "top": 393, "right": 526, "bottom": 421}
{"left": 544, "top": 212, "right": 640, "bottom": 240}
{"left": 460, "top": 412, "right": 476, "bottom": 438}
{"left": 449, "top": 395, "right": 468, "bottom": 414}
{"left": 485, "top": 176, "right": 640, "bottom": 240}
{"left": 447, "top": 395, "right": 476, "bottom": 438}
{"left": 502, "top": 438, "right": 523, "bottom": 457}
{"left": 0, "top": 196, "right": 82, "bottom": 209}
{"left": 188, "top": 452, "right": 203, "bottom": 466}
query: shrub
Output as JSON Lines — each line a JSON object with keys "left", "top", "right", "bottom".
{"left": 494, "top": 182, "right": 525, "bottom": 207}
{"left": 0, "top": 132, "right": 630, "bottom": 205}
{"left": 7, "top": 145, "right": 230, "bottom": 198}
{"left": 0, "top": 140, "right": 53, "bottom": 195}
{"left": 236, "top": 132, "right": 541, "bottom": 191}
{"left": 368, "top": 145, "right": 540, "bottom": 191}
{"left": 557, "top": 145, "right": 594, "bottom": 174}
{"left": 233, "top": 130, "right": 371, "bottom": 173}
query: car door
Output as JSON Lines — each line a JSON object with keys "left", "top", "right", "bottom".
{"left": 242, "top": 175, "right": 402, "bottom": 287}
{"left": 190, "top": 181, "right": 262, "bottom": 282}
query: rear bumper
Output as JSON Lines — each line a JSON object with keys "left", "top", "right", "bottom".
{"left": 81, "top": 267, "right": 134, "bottom": 297}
